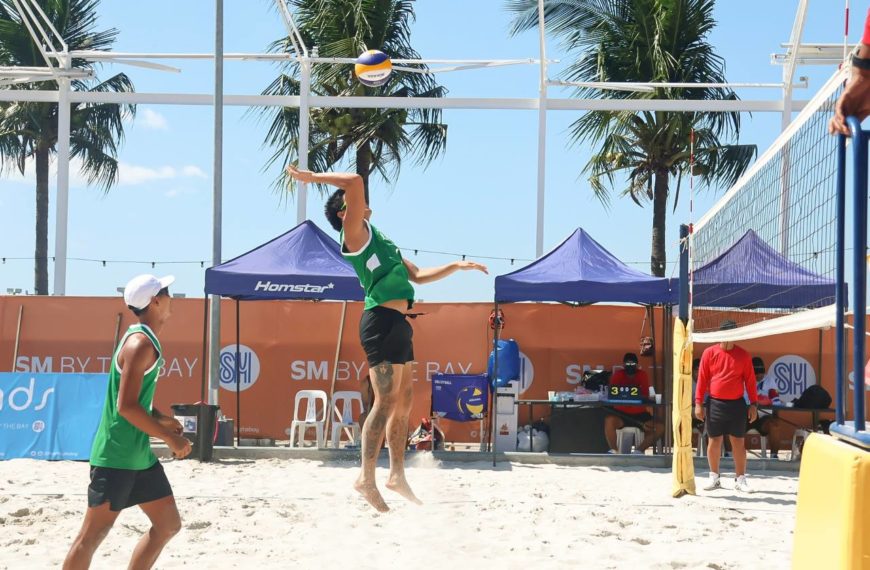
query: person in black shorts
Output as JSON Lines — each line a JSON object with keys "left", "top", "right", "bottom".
{"left": 64, "top": 275, "right": 191, "bottom": 569}
{"left": 695, "top": 321, "right": 758, "bottom": 493}
{"left": 286, "top": 165, "right": 487, "bottom": 512}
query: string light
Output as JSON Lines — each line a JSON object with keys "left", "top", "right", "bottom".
{"left": 397, "top": 247, "right": 534, "bottom": 264}
{"left": 0, "top": 256, "right": 211, "bottom": 266}
{"left": 0, "top": 252, "right": 685, "bottom": 268}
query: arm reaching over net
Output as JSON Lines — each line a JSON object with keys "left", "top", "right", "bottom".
{"left": 829, "top": 8, "right": 870, "bottom": 135}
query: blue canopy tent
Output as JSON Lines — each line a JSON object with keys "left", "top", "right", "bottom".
{"left": 692, "top": 229, "right": 837, "bottom": 309}
{"left": 203, "top": 220, "right": 363, "bottom": 445}
{"left": 205, "top": 220, "right": 364, "bottom": 302}
{"left": 489, "top": 228, "right": 677, "bottom": 461}
{"left": 495, "top": 228, "right": 677, "bottom": 305}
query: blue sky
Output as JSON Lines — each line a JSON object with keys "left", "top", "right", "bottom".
{"left": 0, "top": 0, "right": 863, "bottom": 300}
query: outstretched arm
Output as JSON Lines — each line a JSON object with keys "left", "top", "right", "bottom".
{"left": 286, "top": 165, "right": 368, "bottom": 248}
{"left": 403, "top": 258, "right": 488, "bottom": 285}
{"left": 829, "top": 10, "right": 870, "bottom": 135}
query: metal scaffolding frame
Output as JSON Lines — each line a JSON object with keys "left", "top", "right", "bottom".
{"left": 0, "top": 0, "right": 847, "bottom": 403}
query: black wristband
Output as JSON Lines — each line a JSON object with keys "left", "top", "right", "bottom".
{"left": 852, "top": 54, "right": 870, "bottom": 71}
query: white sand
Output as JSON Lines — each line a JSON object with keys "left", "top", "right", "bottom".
{"left": 0, "top": 456, "right": 796, "bottom": 569}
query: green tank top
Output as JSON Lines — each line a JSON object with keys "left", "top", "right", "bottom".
{"left": 341, "top": 221, "right": 415, "bottom": 310}
{"left": 90, "top": 324, "right": 162, "bottom": 470}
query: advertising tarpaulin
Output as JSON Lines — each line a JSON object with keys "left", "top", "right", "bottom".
{"left": 0, "top": 373, "right": 107, "bottom": 460}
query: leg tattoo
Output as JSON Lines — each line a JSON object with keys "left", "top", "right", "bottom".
{"left": 354, "top": 362, "right": 398, "bottom": 513}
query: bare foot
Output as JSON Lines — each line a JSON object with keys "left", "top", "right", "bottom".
{"left": 385, "top": 476, "right": 423, "bottom": 505}
{"left": 354, "top": 479, "right": 389, "bottom": 513}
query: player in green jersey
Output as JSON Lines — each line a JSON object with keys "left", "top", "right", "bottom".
{"left": 287, "top": 165, "right": 487, "bottom": 512}
{"left": 64, "top": 274, "right": 192, "bottom": 569}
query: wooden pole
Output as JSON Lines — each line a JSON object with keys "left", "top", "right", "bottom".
{"left": 112, "top": 312, "right": 122, "bottom": 352}
{"left": 11, "top": 305, "right": 23, "bottom": 371}
{"left": 324, "top": 301, "right": 348, "bottom": 448}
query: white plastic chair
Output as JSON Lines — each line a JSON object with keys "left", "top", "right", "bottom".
{"left": 747, "top": 427, "right": 769, "bottom": 458}
{"left": 330, "top": 391, "right": 363, "bottom": 448}
{"left": 616, "top": 427, "right": 644, "bottom": 454}
{"left": 288, "top": 390, "right": 328, "bottom": 448}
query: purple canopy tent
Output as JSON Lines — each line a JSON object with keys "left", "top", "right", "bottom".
{"left": 204, "top": 220, "right": 364, "bottom": 445}
{"left": 495, "top": 228, "right": 677, "bottom": 305}
{"left": 692, "top": 229, "right": 836, "bottom": 309}
{"left": 489, "top": 228, "right": 677, "bottom": 462}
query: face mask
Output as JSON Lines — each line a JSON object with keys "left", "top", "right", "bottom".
{"left": 624, "top": 363, "right": 637, "bottom": 374}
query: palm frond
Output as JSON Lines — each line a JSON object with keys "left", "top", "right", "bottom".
{"left": 260, "top": 0, "right": 447, "bottom": 195}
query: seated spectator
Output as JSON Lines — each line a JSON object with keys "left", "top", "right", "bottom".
{"left": 748, "top": 357, "right": 785, "bottom": 459}
{"left": 722, "top": 356, "right": 784, "bottom": 458}
{"left": 604, "top": 353, "right": 664, "bottom": 454}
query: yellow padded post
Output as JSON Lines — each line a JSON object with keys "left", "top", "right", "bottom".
{"left": 793, "top": 434, "right": 870, "bottom": 569}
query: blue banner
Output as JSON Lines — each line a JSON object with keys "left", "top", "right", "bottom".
{"left": 0, "top": 373, "right": 107, "bottom": 461}
{"left": 432, "top": 373, "right": 489, "bottom": 422}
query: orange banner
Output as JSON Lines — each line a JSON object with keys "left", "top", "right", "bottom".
{"left": 1, "top": 296, "right": 864, "bottom": 442}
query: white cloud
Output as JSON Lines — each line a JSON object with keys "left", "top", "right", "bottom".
{"left": 139, "top": 108, "right": 169, "bottom": 130}
{"left": 1, "top": 157, "right": 90, "bottom": 187}
{"left": 117, "top": 163, "right": 176, "bottom": 185}
{"left": 181, "top": 165, "right": 207, "bottom": 178}
{"left": 1, "top": 158, "right": 207, "bottom": 189}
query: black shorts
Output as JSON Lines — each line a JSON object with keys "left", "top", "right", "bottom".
{"left": 359, "top": 306, "right": 414, "bottom": 366}
{"left": 706, "top": 398, "right": 748, "bottom": 438}
{"left": 620, "top": 411, "right": 653, "bottom": 428}
{"left": 87, "top": 461, "right": 173, "bottom": 512}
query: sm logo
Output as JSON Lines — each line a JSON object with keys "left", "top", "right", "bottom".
{"left": 765, "top": 355, "right": 816, "bottom": 402}
{"left": 219, "top": 345, "right": 261, "bottom": 393}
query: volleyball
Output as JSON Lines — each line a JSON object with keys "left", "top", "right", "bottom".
{"left": 354, "top": 49, "right": 392, "bottom": 87}
{"left": 456, "top": 386, "right": 485, "bottom": 418}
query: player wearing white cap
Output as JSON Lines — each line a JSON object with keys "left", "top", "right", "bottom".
{"left": 64, "top": 274, "right": 192, "bottom": 570}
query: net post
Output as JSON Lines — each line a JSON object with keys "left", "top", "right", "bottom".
{"left": 835, "top": 132, "right": 847, "bottom": 427}
{"left": 848, "top": 117, "right": 867, "bottom": 432}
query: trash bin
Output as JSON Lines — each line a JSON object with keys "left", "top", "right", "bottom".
{"left": 215, "top": 418, "right": 234, "bottom": 446}
{"left": 170, "top": 403, "right": 219, "bottom": 462}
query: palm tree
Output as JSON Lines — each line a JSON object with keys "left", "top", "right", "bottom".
{"left": 508, "top": 0, "right": 755, "bottom": 276}
{"left": 0, "top": 0, "right": 134, "bottom": 294}
{"left": 259, "top": 0, "right": 447, "bottom": 203}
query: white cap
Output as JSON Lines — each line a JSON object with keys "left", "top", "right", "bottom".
{"left": 124, "top": 274, "right": 175, "bottom": 310}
